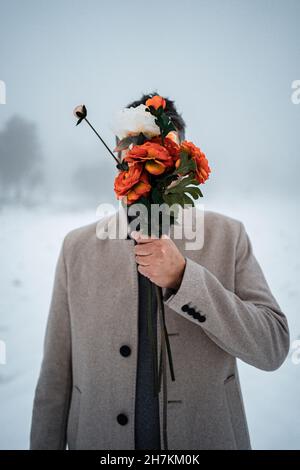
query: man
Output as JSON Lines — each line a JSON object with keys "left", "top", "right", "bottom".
{"left": 30, "top": 94, "right": 290, "bottom": 450}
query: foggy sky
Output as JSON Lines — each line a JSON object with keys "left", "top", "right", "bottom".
{"left": 0, "top": 0, "right": 300, "bottom": 204}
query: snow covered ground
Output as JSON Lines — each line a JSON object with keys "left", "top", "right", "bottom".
{"left": 0, "top": 198, "right": 299, "bottom": 449}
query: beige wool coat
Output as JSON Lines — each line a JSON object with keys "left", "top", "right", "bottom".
{"left": 29, "top": 205, "right": 290, "bottom": 450}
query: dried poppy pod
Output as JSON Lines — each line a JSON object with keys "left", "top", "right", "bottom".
{"left": 73, "top": 104, "right": 87, "bottom": 125}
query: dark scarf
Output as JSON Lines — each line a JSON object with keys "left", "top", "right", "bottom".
{"left": 127, "top": 211, "right": 174, "bottom": 450}
{"left": 127, "top": 214, "right": 161, "bottom": 450}
{"left": 134, "top": 268, "right": 161, "bottom": 450}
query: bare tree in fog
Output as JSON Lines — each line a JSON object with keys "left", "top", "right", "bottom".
{"left": 0, "top": 115, "right": 44, "bottom": 204}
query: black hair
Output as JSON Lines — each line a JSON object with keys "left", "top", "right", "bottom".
{"left": 125, "top": 90, "right": 186, "bottom": 141}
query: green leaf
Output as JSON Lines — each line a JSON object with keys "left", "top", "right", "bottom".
{"left": 174, "top": 151, "right": 196, "bottom": 176}
{"left": 136, "top": 132, "right": 147, "bottom": 145}
{"left": 163, "top": 173, "right": 203, "bottom": 208}
{"left": 182, "top": 193, "right": 195, "bottom": 206}
{"left": 185, "top": 186, "right": 203, "bottom": 199}
{"left": 163, "top": 192, "right": 178, "bottom": 206}
{"left": 76, "top": 117, "right": 84, "bottom": 126}
{"left": 165, "top": 174, "right": 195, "bottom": 192}
{"left": 154, "top": 112, "right": 176, "bottom": 140}
{"left": 114, "top": 133, "right": 146, "bottom": 152}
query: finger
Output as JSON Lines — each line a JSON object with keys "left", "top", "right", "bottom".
{"left": 131, "top": 231, "right": 158, "bottom": 243}
{"left": 134, "top": 241, "right": 164, "bottom": 256}
{"left": 135, "top": 254, "right": 154, "bottom": 266}
{"left": 137, "top": 264, "right": 152, "bottom": 278}
{"left": 134, "top": 244, "right": 153, "bottom": 256}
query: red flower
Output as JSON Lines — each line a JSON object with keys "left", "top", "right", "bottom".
{"left": 150, "top": 135, "right": 180, "bottom": 163}
{"left": 114, "top": 163, "right": 151, "bottom": 204}
{"left": 177, "top": 141, "right": 211, "bottom": 183}
{"left": 145, "top": 95, "right": 166, "bottom": 110}
{"left": 124, "top": 141, "right": 174, "bottom": 175}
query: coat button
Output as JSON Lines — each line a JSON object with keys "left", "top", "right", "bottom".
{"left": 117, "top": 413, "right": 128, "bottom": 425}
{"left": 120, "top": 345, "right": 131, "bottom": 357}
{"left": 198, "top": 314, "right": 206, "bottom": 322}
{"left": 181, "top": 304, "right": 189, "bottom": 312}
{"left": 188, "top": 307, "right": 196, "bottom": 314}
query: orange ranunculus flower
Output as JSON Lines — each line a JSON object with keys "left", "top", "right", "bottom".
{"left": 177, "top": 141, "right": 211, "bottom": 184}
{"left": 126, "top": 171, "right": 152, "bottom": 203}
{"left": 114, "top": 163, "right": 151, "bottom": 204}
{"left": 150, "top": 135, "right": 180, "bottom": 163}
{"left": 145, "top": 95, "right": 166, "bottom": 110}
{"left": 124, "top": 142, "right": 173, "bottom": 175}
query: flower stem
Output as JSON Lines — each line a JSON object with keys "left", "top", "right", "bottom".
{"left": 84, "top": 118, "right": 121, "bottom": 165}
{"left": 146, "top": 278, "right": 159, "bottom": 397}
{"left": 155, "top": 284, "right": 175, "bottom": 385}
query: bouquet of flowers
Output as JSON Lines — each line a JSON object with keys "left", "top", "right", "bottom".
{"left": 112, "top": 95, "right": 210, "bottom": 230}
{"left": 73, "top": 95, "right": 211, "bottom": 400}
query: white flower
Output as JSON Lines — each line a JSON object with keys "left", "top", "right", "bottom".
{"left": 109, "top": 104, "right": 160, "bottom": 140}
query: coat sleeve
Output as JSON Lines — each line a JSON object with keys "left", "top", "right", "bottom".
{"left": 163, "top": 221, "right": 290, "bottom": 371}
{"left": 30, "top": 236, "right": 72, "bottom": 449}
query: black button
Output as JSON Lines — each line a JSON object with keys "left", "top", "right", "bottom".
{"left": 117, "top": 413, "right": 128, "bottom": 425}
{"left": 188, "top": 307, "right": 197, "bottom": 314}
{"left": 120, "top": 345, "right": 131, "bottom": 357}
{"left": 198, "top": 314, "right": 206, "bottom": 323}
{"left": 181, "top": 304, "right": 189, "bottom": 312}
